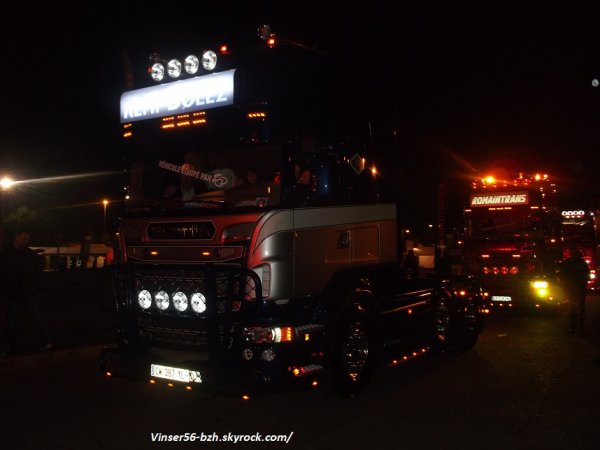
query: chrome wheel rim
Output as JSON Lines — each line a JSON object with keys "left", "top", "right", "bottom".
{"left": 342, "top": 320, "right": 370, "bottom": 378}
{"left": 434, "top": 299, "right": 451, "bottom": 343}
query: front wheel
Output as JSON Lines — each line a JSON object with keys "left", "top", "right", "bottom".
{"left": 330, "top": 303, "right": 377, "bottom": 396}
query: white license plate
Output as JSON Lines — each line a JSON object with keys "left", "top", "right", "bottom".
{"left": 150, "top": 364, "right": 202, "bottom": 383}
{"left": 491, "top": 295, "right": 511, "bottom": 302}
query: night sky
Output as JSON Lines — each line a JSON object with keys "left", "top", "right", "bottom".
{"left": 2, "top": 2, "right": 600, "bottom": 239}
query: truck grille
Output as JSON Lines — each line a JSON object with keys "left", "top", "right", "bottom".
{"left": 137, "top": 316, "right": 208, "bottom": 348}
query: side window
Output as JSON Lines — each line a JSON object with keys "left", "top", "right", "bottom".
{"left": 305, "top": 154, "right": 342, "bottom": 206}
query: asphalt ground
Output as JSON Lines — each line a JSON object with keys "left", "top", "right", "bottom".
{"left": 0, "top": 270, "right": 117, "bottom": 372}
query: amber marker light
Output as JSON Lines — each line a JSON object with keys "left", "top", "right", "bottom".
{"left": 149, "top": 379, "right": 156, "bottom": 384}
{"left": 202, "top": 251, "right": 211, "bottom": 256}
{"left": 105, "top": 372, "right": 112, "bottom": 377}
{"left": 186, "top": 386, "right": 192, "bottom": 391}
{"left": 242, "top": 395, "right": 251, "bottom": 401}
{"left": 311, "top": 380, "right": 319, "bottom": 388}
{"left": 167, "top": 383, "right": 174, "bottom": 388}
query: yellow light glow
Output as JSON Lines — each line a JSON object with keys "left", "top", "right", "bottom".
{"left": 242, "top": 395, "right": 251, "bottom": 401}
{"left": 102, "top": 199, "right": 109, "bottom": 206}
{"left": 105, "top": 372, "right": 112, "bottom": 377}
{"left": 281, "top": 327, "right": 294, "bottom": 342}
{"left": 532, "top": 281, "right": 548, "bottom": 289}
{"left": 186, "top": 386, "right": 192, "bottom": 391}
{"left": 371, "top": 166, "right": 377, "bottom": 176}
{"left": 150, "top": 251, "right": 159, "bottom": 256}
{"left": 535, "top": 174, "right": 541, "bottom": 181}
{"left": 167, "top": 383, "right": 174, "bottom": 388}
{"left": 311, "top": 380, "right": 319, "bottom": 388}
{"left": 304, "top": 333, "right": 310, "bottom": 341}
{"left": 484, "top": 176, "right": 495, "bottom": 184}
{"left": 292, "top": 368, "right": 301, "bottom": 377}
{"left": 202, "top": 251, "right": 211, "bottom": 256}
{"left": 123, "top": 131, "right": 133, "bottom": 138}
{"left": 0, "top": 176, "right": 15, "bottom": 190}
{"left": 149, "top": 379, "right": 156, "bottom": 384}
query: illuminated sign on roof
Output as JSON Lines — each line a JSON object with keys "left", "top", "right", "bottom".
{"left": 470, "top": 192, "right": 529, "bottom": 207}
{"left": 120, "top": 69, "right": 235, "bottom": 123}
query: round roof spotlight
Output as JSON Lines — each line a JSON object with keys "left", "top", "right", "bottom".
{"left": 184, "top": 54, "right": 199, "bottom": 75}
{"left": 167, "top": 59, "right": 182, "bottom": 78}
{"left": 150, "top": 62, "right": 165, "bottom": 82}
{"left": 202, "top": 50, "right": 217, "bottom": 71}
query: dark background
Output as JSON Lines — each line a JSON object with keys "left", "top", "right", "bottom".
{"left": 2, "top": 2, "right": 599, "bottom": 242}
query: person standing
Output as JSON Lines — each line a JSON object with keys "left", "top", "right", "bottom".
{"left": 0, "top": 230, "right": 52, "bottom": 355}
{"left": 560, "top": 245, "right": 590, "bottom": 333}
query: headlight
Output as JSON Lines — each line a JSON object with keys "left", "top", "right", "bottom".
{"left": 245, "top": 326, "right": 294, "bottom": 344}
{"left": 155, "top": 290, "right": 170, "bottom": 310}
{"left": 138, "top": 289, "right": 152, "bottom": 309}
{"left": 150, "top": 63, "right": 165, "bottom": 82}
{"left": 167, "top": 59, "right": 182, "bottom": 78}
{"left": 172, "top": 291, "right": 188, "bottom": 312}
{"left": 184, "top": 54, "right": 199, "bottom": 75}
{"left": 191, "top": 292, "right": 207, "bottom": 313}
{"left": 202, "top": 50, "right": 217, "bottom": 71}
{"left": 531, "top": 280, "right": 549, "bottom": 298}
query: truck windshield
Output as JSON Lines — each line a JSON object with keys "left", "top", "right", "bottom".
{"left": 125, "top": 112, "right": 283, "bottom": 213}
{"left": 468, "top": 208, "right": 544, "bottom": 238}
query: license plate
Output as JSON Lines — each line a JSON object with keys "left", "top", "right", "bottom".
{"left": 491, "top": 295, "right": 511, "bottom": 302}
{"left": 150, "top": 364, "right": 202, "bottom": 383}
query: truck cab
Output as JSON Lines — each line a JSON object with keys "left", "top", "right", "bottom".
{"left": 102, "top": 27, "right": 484, "bottom": 395}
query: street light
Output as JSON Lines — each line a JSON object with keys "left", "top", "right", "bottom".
{"left": 0, "top": 176, "right": 15, "bottom": 249}
{"left": 102, "top": 199, "right": 109, "bottom": 233}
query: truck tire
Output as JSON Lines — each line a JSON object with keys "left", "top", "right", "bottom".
{"left": 459, "top": 297, "right": 480, "bottom": 350}
{"left": 330, "top": 303, "right": 377, "bottom": 396}
{"left": 432, "top": 295, "right": 460, "bottom": 353}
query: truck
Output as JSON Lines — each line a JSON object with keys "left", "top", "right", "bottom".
{"left": 560, "top": 209, "right": 598, "bottom": 291}
{"left": 101, "top": 26, "right": 484, "bottom": 395}
{"left": 462, "top": 172, "right": 565, "bottom": 310}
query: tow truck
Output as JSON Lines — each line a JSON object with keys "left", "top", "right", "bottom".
{"left": 101, "top": 26, "right": 484, "bottom": 395}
